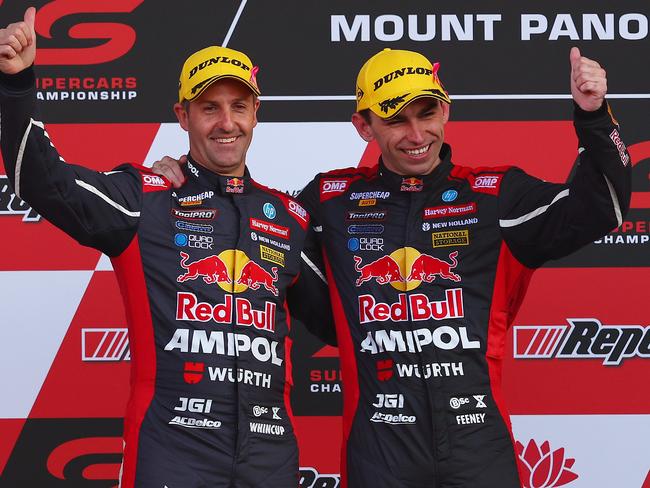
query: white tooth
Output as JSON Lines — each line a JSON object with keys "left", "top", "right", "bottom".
{"left": 405, "top": 144, "right": 429, "bottom": 155}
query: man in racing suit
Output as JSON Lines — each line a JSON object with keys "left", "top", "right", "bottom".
{"left": 294, "top": 48, "right": 631, "bottom": 487}
{"left": 0, "top": 8, "right": 333, "bottom": 487}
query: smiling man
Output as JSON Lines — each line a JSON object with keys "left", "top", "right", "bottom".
{"left": 0, "top": 7, "right": 333, "bottom": 488}
{"left": 294, "top": 47, "right": 631, "bottom": 487}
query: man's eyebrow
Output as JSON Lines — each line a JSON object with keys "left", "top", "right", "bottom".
{"left": 418, "top": 101, "right": 439, "bottom": 115}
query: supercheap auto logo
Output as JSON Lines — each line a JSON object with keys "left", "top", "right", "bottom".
{"left": 513, "top": 318, "right": 650, "bottom": 365}
{"left": 32, "top": 1, "right": 143, "bottom": 102}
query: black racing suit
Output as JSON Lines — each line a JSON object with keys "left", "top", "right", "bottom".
{"left": 0, "top": 67, "right": 334, "bottom": 488}
{"left": 298, "top": 103, "right": 631, "bottom": 488}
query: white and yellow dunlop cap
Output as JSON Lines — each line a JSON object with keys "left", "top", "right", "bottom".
{"left": 356, "top": 48, "right": 451, "bottom": 119}
{"left": 178, "top": 46, "right": 260, "bottom": 103}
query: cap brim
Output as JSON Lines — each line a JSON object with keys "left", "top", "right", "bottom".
{"left": 368, "top": 88, "right": 451, "bottom": 119}
{"left": 181, "top": 74, "right": 261, "bottom": 103}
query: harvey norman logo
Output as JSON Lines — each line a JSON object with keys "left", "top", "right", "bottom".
{"left": 513, "top": 319, "right": 650, "bottom": 366}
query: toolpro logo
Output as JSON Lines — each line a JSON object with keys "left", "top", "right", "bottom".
{"left": 516, "top": 439, "right": 579, "bottom": 488}
{"left": 177, "top": 250, "right": 279, "bottom": 296}
{"left": 353, "top": 248, "right": 461, "bottom": 290}
{"left": 513, "top": 319, "right": 650, "bottom": 365}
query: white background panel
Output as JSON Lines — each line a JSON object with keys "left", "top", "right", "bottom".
{"left": 0, "top": 271, "right": 93, "bottom": 418}
{"left": 143, "top": 122, "right": 367, "bottom": 193}
{"left": 512, "top": 414, "right": 650, "bottom": 487}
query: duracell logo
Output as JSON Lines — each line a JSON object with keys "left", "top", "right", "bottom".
{"left": 374, "top": 66, "right": 433, "bottom": 91}
{"left": 189, "top": 57, "right": 251, "bottom": 79}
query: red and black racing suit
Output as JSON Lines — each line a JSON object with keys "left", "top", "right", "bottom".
{"left": 298, "top": 102, "right": 631, "bottom": 488}
{"left": 0, "top": 67, "right": 335, "bottom": 488}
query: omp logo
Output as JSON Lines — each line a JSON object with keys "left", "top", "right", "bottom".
{"left": 81, "top": 328, "right": 130, "bottom": 361}
{"left": 0, "top": 175, "right": 41, "bottom": 221}
{"left": 321, "top": 179, "right": 349, "bottom": 194}
{"left": 473, "top": 175, "right": 500, "bottom": 188}
{"left": 35, "top": 0, "right": 144, "bottom": 65}
{"left": 513, "top": 319, "right": 650, "bottom": 365}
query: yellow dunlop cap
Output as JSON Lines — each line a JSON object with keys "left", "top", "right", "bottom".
{"left": 356, "top": 48, "right": 451, "bottom": 119}
{"left": 178, "top": 46, "right": 260, "bottom": 103}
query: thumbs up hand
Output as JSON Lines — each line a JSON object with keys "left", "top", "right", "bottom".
{"left": 569, "top": 46, "right": 607, "bottom": 112}
{"left": 0, "top": 7, "right": 37, "bottom": 75}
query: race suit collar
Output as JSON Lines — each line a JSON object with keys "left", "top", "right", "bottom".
{"left": 377, "top": 143, "right": 453, "bottom": 192}
{"left": 184, "top": 154, "right": 251, "bottom": 195}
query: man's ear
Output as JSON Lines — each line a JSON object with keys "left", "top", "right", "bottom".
{"left": 252, "top": 97, "right": 261, "bottom": 128}
{"left": 174, "top": 102, "right": 189, "bottom": 131}
{"left": 442, "top": 101, "right": 450, "bottom": 124}
{"left": 351, "top": 112, "right": 374, "bottom": 142}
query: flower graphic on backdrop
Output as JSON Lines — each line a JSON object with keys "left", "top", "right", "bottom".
{"left": 516, "top": 439, "right": 579, "bottom": 488}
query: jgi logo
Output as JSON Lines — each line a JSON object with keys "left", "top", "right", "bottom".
{"left": 372, "top": 393, "right": 404, "bottom": 409}
{"left": 174, "top": 397, "right": 213, "bottom": 413}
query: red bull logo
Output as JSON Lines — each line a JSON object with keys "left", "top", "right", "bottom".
{"left": 226, "top": 177, "right": 245, "bottom": 194}
{"left": 354, "top": 255, "right": 404, "bottom": 286}
{"left": 400, "top": 176, "right": 423, "bottom": 192}
{"left": 407, "top": 251, "right": 460, "bottom": 283}
{"left": 354, "top": 248, "right": 462, "bottom": 290}
{"left": 177, "top": 252, "right": 231, "bottom": 284}
{"left": 176, "top": 292, "right": 276, "bottom": 332}
{"left": 177, "top": 250, "right": 280, "bottom": 296}
{"left": 236, "top": 261, "right": 279, "bottom": 297}
{"left": 359, "top": 288, "right": 464, "bottom": 324}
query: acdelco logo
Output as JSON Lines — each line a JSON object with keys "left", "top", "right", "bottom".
{"left": 35, "top": 0, "right": 144, "bottom": 65}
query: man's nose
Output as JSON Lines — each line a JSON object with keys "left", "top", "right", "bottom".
{"left": 405, "top": 120, "right": 425, "bottom": 145}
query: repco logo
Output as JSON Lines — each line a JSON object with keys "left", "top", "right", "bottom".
{"left": 34, "top": 1, "right": 144, "bottom": 65}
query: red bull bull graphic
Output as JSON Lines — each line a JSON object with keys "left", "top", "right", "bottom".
{"left": 354, "top": 247, "right": 462, "bottom": 291}
{"left": 354, "top": 255, "right": 404, "bottom": 286}
{"left": 407, "top": 251, "right": 461, "bottom": 283}
{"left": 400, "top": 176, "right": 423, "bottom": 192}
{"left": 237, "top": 261, "right": 279, "bottom": 296}
{"left": 177, "top": 251, "right": 231, "bottom": 284}
{"left": 177, "top": 250, "right": 279, "bottom": 296}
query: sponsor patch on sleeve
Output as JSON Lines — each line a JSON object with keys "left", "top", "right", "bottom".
{"left": 141, "top": 173, "right": 170, "bottom": 192}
